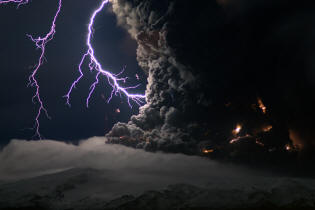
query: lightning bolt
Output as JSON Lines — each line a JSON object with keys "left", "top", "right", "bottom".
{"left": 1, "top": 0, "right": 63, "bottom": 138}
{"left": 64, "top": 0, "right": 146, "bottom": 108}
{"left": 0, "top": 0, "right": 29, "bottom": 7}
{"left": 1, "top": 0, "right": 145, "bottom": 139}
{"left": 26, "top": 0, "right": 62, "bottom": 139}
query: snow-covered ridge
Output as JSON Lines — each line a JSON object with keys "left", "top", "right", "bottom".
{"left": 1, "top": 139, "right": 315, "bottom": 209}
{"left": 1, "top": 168, "right": 315, "bottom": 210}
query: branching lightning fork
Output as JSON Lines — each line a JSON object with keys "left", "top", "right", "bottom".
{"left": 1, "top": 0, "right": 62, "bottom": 138}
{"left": 64, "top": 0, "right": 146, "bottom": 108}
{"left": 1, "top": 0, "right": 145, "bottom": 139}
{"left": 27, "top": 0, "right": 62, "bottom": 139}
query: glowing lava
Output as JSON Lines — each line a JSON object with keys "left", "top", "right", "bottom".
{"left": 255, "top": 140, "right": 265, "bottom": 147}
{"left": 285, "top": 144, "right": 292, "bottom": 151}
{"left": 65, "top": 0, "right": 146, "bottom": 108}
{"left": 257, "top": 97, "right": 267, "bottom": 114}
{"left": 262, "top": 125, "right": 273, "bottom": 132}
{"left": 202, "top": 148, "right": 214, "bottom": 154}
{"left": 232, "top": 123, "right": 242, "bottom": 136}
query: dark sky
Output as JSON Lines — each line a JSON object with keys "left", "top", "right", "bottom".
{"left": 0, "top": 0, "right": 146, "bottom": 146}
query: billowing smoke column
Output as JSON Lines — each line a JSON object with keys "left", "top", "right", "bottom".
{"left": 2, "top": 0, "right": 315, "bottom": 164}
{"left": 106, "top": 0, "right": 315, "bottom": 164}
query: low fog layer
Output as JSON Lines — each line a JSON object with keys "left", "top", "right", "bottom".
{"left": 1, "top": 138, "right": 315, "bottom": 210}
{"left": 0, "top": 137, "right": 249, "bottom": 182}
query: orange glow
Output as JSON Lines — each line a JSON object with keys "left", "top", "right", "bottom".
{"left": 285, "top": 144, "right": 292, "bottom": 151}
{"left": 230, "top": 137, "right": 241, "bottom": 144}
{"left": 230, "top": 134, "right": 251, "bottom": 144}
{"left": 289, "top": 129, "right": 304, "bottom": 150}
{"left": 262, "top": 125, "right": 273, "bottom": 132}
{"left": 257, "top": 97, "right": 267, "bottom": 114}
{"left": 255, "top": 140, "right": 264, "bottom": 147}
{"left": 202, "top": 148, "right": 214, "bottom": 154}
{"left": 232, "top": 124, "right": 242, "bottom": 136}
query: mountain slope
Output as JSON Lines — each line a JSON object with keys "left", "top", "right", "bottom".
{"left": 1, "top": 168, "right": 315, "bottom": 210}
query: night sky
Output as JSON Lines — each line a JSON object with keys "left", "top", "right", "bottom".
{"left": 2, "top": 1, "right": 315, "bottom": 209}
{"left": 0, "top": 0, "right": 146, "bottom": 146}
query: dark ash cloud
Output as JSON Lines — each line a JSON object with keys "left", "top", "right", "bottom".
{"left": 106, "top": 0, "right": 315, "bottom": 165}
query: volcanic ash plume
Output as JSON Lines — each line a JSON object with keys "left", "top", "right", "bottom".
{"left": 107, "top": 0, "right": 315, "bottom": 164}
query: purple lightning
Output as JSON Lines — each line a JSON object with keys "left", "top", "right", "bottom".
{"left": 2, "top": 0, "right": 145, "bottom": 139}
{"left": 65, "top": 0, "right": 146, "bottom": 108}
{"left": 1, "top": 0, "right": 61, "bottom": 138}
{"left": 26, "top": 0, "right": 62, "bottom": 139}
{"left": 0, "top": 0, "right": 29, "bottom": 7}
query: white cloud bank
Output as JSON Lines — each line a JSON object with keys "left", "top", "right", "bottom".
{"left": 0, "top": 137, "right": 248, "bottom": 183}
{"left": 1, "top": 138, "right": 315, "bottom": 210}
